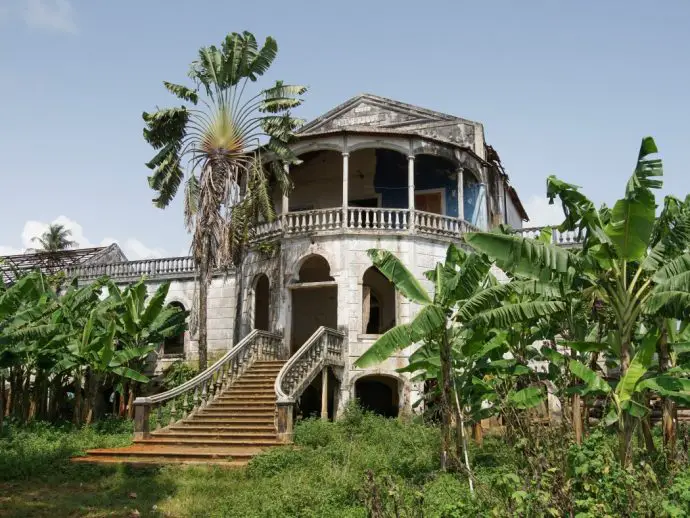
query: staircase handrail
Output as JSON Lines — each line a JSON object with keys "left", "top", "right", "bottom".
{"left": 133, "top": 329, "right": 283, "bottom": 438}
{"left": 275, "top": 326, "right": 345, "bottom": 404}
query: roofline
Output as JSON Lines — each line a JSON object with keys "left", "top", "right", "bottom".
{"left": 298, "top": 93, "right": 481, "bottom": 134}
{"left": 0, "top": 245, "right": 111, "bottom": 260}
{"left": 507, "top": 185, "right": 529, "bottom": 222}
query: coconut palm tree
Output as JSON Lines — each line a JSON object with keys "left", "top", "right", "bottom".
{"left": 142, "top": 31, "right": 306, "bottom": 369}
{"left": 31, "top": 224, "right": 76, "bottom": 252}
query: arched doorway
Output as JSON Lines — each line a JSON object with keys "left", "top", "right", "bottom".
{"left": 354, "top": 375, "right": 401, "bottom": 417}
{"left": 254, "top": 274, "right": 270, "bottom": 331}
{"left": 290, "top": 255, "right": 337, "bottom": 353}
{"left": 163, "top": 301, "right": 186, "bottom": 355}
{"left": 362, "top": 267, "right": 396, "bottom": 334}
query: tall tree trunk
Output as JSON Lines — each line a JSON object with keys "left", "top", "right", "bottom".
{"left": 22, "top": 369, "right": 31, "bottom": 423}
{"left": 73, "top": 371, "right": 82, "bottom": 426}
{"left": 439, "top": 330, "right": 453, "bottom": 471}
{"left": 472, "top": 422, "right": 483, "bottom": 446}
{"left": 572, "top": 393, "right": 583, "bottom": 445}
{"left": 84, "top": 369, "right": 99, "bottom": 425}
{"left": 620, "top": 338, "right": 633, "bottom": 467}
{"left": 233, "top": 257, "right": 246, "bottom": 349}
{"left": 0, "top": 374, "right": 4, "bottom": 433}
{"left": 657, "top": 323, "right": 676, "bottom": 456}
{"left": 119, "top": 382, "right": 128, "bottom": 418}
{"left": 127, "top": 385, "right": 135, "bottom": 420}
{"left": 641, "top": 414, "right": 656, "bottom": 454}
{"left": 198, "top": 239, "right": 210, "bottom": 371}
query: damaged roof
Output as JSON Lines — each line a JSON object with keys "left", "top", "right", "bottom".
{"left": 0, "top": 243, "right": 127, "bottom": 284}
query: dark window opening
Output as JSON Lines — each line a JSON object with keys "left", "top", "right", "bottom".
{"left": 254, "top": 274, "right": 270, "bottom": 331}
{"left": 163, "top": 301, "right": 186, "bottom": 355}
{"left": 355, "top": 376, "right": 400, "bottom": 417}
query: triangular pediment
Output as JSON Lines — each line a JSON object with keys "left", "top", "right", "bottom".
{"left": 298, "top": 94, "right": 462, "bottom": 135}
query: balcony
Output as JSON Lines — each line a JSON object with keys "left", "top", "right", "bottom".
{"left": 254, "top": 207, "right": 480, "bottom": 241}
{"left": 67, "top": 256, "right": 197, "bottom": 282}
{"left": 517, "top": 226, "right": 584, "bottom": 247}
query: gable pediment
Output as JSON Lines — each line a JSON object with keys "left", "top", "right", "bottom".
{"left": 298, "top": 94, "right": 460, "bottom": 135}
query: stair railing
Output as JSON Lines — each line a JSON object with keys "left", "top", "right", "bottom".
{"left": 274, "top": 326, "right": 346, "bottom": 442}
{"left": 133, "top": 329, "right": 283, "bottom": 439}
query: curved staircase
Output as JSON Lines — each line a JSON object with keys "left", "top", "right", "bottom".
{"left": 74, "top": 360, "right": 284, "bottom": 466}
{"left": 73, "top": 327, "right": 347, "bottom": 467}
{"left": 73, "top": 330, "right": 286, "bottom": 467}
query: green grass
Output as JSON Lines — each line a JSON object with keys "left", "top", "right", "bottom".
{"left": 2, "top": 409, "right": 690, "bottom": 517}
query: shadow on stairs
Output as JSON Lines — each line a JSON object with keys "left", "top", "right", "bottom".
{"left": 72, "top": 360, "right": 286, "bottom": 467}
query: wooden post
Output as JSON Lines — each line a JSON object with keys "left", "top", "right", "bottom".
{"left": 276, "top": 402, "right": 294, "bottom": 443}
{"left": 321, "top": 368, "right": 329, "bottom": 420}
{"left": 134, "top": 403, "right": 151, "bottom": 440}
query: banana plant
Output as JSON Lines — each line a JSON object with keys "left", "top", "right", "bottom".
{"left": 355, "top": 244, "right": 564, "bottom": 472}
{"left": 104, "top": 279, "right": 188, "bottom": 417}
{"left": 465, "top": 137, "right": 690, "bottom": 465}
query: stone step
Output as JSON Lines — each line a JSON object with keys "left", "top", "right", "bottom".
{"left": 136, "top": 437, "right": 281, "bottom": 447}
{"left": 79, "top": 444, "right": 264, "bottom": 462}
{"left": 72, "top": 456, "right": 248, "bottom": 467}
{"left": 152, "top": 430, "right": 277, "bottom": 440}
{"left": 183, "top": 416, "right": 275, "bottom": 425}
{"left": 206, "top": 400, "right": 276, "bottom": 408}
{"left": 235, "top": 373, "right": 278, "bottom": 384}
{"left": 215, "top": 394, "right": 276, "bottom": 402}
{"left": 196, "top": 405, "right": 275, "bottom": 417}
{"left": 224, "top": 388, "right": 276, "bottom": 395}
{"left": 168, "top": 424, "right": 276, "bottom": 433}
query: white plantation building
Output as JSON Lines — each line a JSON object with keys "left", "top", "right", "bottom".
{"left": 6, "top": 95, "right": 585, "bottom": 453}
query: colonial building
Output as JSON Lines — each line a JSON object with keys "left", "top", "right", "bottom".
{"left": 67, "top": 94, "right": 528, "bottom": 414}
{"left": 11, "top": 95, "right": 553, "bottom": 463}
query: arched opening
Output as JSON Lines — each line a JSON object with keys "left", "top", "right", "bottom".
{"left": 354, "top": 375, "right": 400, "bottom": 417}
{"left": 362, "top": 267, "right": 396, "bottom": 334}
{"left": 285, "top": 150, "right": 344, "bottom": 211}
{"left": 298, "top": 255, "right": 334, "bottom": 282}
{"left": 254, "top": 274, "right": 270, "bottom": 331}
{"left": 291, "top": 255, "right": 337, "bottom": 353}
{"left": 414, "top": 154, "right": 458, "bottom": 216}
{"left": 163, "top": 301, "right": 186, "bottom": 355}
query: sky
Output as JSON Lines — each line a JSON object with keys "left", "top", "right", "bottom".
{"left": 1, "top": 0, "right": 689, "bottom": 259}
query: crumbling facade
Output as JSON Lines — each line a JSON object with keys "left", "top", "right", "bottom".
{"left": 65, "top": 94, "right": 529, "bottom": 417}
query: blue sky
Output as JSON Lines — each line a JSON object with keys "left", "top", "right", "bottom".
{"left": 1, "top": 0, "right": 689, "bottom": 258}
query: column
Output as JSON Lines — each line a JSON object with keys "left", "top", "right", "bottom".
{"left": 457, "top": 168, "right": 465, "bottom": 221}
{"left": 321, "top": 368, "right": 329, "bottom": 420}
{"left": 408, "top": 155, "right": 415, "bottom": 230}
{"left": 282, "top": 164, "right": 289, "bottom": 215}
{"left": 342, "top": 152, "right": 349, "bottom": 227}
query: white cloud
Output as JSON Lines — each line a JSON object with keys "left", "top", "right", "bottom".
{"left": 23, "top": 0, "right": 76, "bottom": 34}
{"left": 2, "top": 216, "right": 168, "bottom": 261}
{"left": 0, "top": 245, "right": 22, "bottom": 256}
{"left": 523, "top": 195, "right": 565, "bottom": 227}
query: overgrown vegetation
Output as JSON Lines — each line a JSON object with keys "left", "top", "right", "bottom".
{"left": 356, "top": 137, "right": 690, "bottom": 487}
{"left": 0, "top": 273, "right": 187, "bottom": 427}
{"left": 2, "top": 408, "right": 690, "bottom": 517}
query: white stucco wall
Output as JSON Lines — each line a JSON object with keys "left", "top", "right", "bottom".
{"left": 506, "top": 194, "right": 524, "bottom": 229}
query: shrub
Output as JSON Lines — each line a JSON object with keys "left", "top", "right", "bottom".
{"left": 162, "top": 361, "right": 198, "bottom": 390}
